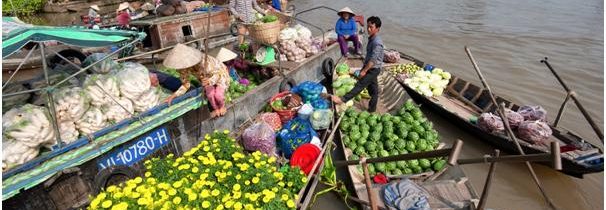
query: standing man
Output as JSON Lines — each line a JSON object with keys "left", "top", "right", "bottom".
{"left": 229, "top": 0, "right": 268, "bottom": 45}
{"left": 331, "top": 16, "right": 384, "bottom": 112}
{"left": 88, "top": 5, "right": 101, "bottom": 26}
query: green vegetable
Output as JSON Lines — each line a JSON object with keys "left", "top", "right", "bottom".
{"left": 375, "top": 162, "right": 387, "bottom": 173}
{"left": 419, "top": 158, "right": 431, "bottom": 169}
{"left": 261, "top": 15, "right": 278, "bottom": 23}
{"left": 354, "top": 146, "right": 366, "bottom": 156}
{"left": 433, "top": 159, "right": 447, "bottom": 171}
{"left": 365, "top": 141, "right": 377, "bottom": 152}
{"left": 406, "top": 141, "right": 416, "bottom": 152}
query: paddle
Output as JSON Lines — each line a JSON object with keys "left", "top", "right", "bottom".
{"left": 465, "top": 46, "right": 559, "bottom": 210}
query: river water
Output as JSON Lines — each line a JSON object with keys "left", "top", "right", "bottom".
{"left": 28, "top": 0, "right": 603, "bottom": 209}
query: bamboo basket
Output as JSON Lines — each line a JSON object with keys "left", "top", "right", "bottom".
{"left": 246, "top": 21, "right": 281, "bottom": 45}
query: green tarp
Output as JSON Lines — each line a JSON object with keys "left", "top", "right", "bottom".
{"left": 2, "top": 17, "right": 146, "bottom": 58}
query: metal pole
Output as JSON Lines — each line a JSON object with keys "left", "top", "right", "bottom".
{"left": 2, "top": 44, "right": 38, "bottom": 89}
{"left": 40, "top": 43, "right": 64, "bottom": 147}
{"left": 54, "top": 38, "right": 141, "bottom": 87}
{"left": 477, "top": 150, "right": 500, "bottom": 210}
{"left": 541, "top": 57, "right": 603, "bottom": 141}
{"left": 465, "top": 46, "right": 558, "bottom": 210}
{"left": 553, "top": 92, "right": 572, "bottom": 127}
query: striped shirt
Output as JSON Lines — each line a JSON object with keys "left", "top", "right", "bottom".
{"left": 229, "top": 0, "right": 265, "bottom": 23}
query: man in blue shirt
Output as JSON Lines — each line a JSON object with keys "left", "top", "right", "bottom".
{"left": 335, "top": 7, "right": 361, "bottom": 57}
{"left": 332, "top": 16, "right": 384, "bottom": 112}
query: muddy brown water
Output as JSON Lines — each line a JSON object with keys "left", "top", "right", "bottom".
{"left": 25, "top": 0, "right": 603, "bottom": 209}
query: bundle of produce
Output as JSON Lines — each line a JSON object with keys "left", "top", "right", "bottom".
{"left": 310, "top": 109, "right": 333, "bottom": 130}
{"left": 517, "top": 105, "right": 547, "bottom": 122}
{"left": 242, "top": 122, "right": 277, "bottom": 156}
{"left": 89, "top": 130, "right": 307, "bottom": 210}
{"left": 270, "top": 92, "right": 303, "bottom": 123}
{"left": 336, "top": 63, "right": 350, "bottom": 76}
{"left": 383, "top": 50, "right": 400, "bottom": 63}
{"left": 2, "top": 83, "right": 30, "bottom": 113}
{"left": 477, "top": 113, "right": 504, "bottom": 134}
{"left": 115, "top": 62, "right": 151, "bottom": 100}
{"left": 133, "top": 87, "right": 160, "bottom": 113}
{"left": 291, "top": 81, "right": 323, "bottom": 103}
{"left": 2, "top": 104, "right": 56, "bottom": 148}
{"left": 226, "top": 80, "right": 256, "bottom": 103}
{"left": 58, "top": 119, "right": 79, "bottom": 143}
{"left": 295, "top": 37, "right": 319, "bottom": 56}
{"left": 340, "top": 100, "right": 445, "bottom": 176}
{"left": 279, "top": 39, "right": 306, "bottom": 62}
{"left": 332, "top": 74, "right": 357, "bottom": 97}
{"left": 278, "top": 117, "right": 318, "bottom": 159}
{"left": 294, "top": 24, "right": 312, "bottom": 40}
{"left": 2, "top": 139, "right": 39, "bottom": 170}
{"left": 102, "top": 96, "right": 134, "bottom": 123}
{"left": 517, "top": 120, "right": 552, "bottom": 144}
{"left": 255, "top": 112, "right": 282, "bottom": 131}
{"left": 279, "top": 27, "right": 299, "bottom": 42}
{"left": 387, "top": 63, "right": 422, "bottom": 75}
{"left": 504, "top": 108, "right": 524, "bottom": 128}
{"left": 83, "top": 74, "right": 120, "bottom": 106}
{"left": 76, "top": 107, "right": 108, "bottom": 135}
{"left": 82, "top": 53, "right": 118, "bottom": 74}
{"left": 29, "top": 72, "right": 79, "bottom": 106}
{"left": 403, "top": 68, "right": 451, "bottom": 97}
{"left": 54, "top": 87, "right": 90, "bottom": 121}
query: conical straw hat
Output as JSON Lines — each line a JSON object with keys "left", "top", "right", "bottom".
{"left": 216, "top": 48, "right": 238, "bottom": 63}
{"left": 117, "top": 2, "right": 130, "bottom": 12}
{"left": 141, "top": 3, "right": 155, "bottom": 11}
{"left": 338, "top": 7, "right": 355, "bottom": 16}
{"left": 90, "top": 5, "right": 100, "bottom": 11}
{"left": 163, "top": 44, "right": 202, "bottom": 70}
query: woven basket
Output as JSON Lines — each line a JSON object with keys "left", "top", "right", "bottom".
{"left": 247, "top": 21, "right": 281, "bottom": 45}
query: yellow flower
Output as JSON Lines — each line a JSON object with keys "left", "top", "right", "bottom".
{"left": 278, "top": 182, "right": 285, "bottom": 187}
{"left": 200, "top": 189, "right": 211, "bottom": 198}
{"left": 90, "top": 197, "right": 101, "bottom": 209}
{"left": 252, "top": 177, "right": 260, "bottom": 184}
{"left": 216, "top": 204, "right": 224, "bottom": 210}
{"left": 192, "top": 167, "right": 199, "bottom": 173}
{"left": 111, "top": 202, "right": 128, "bottom": 210}
{"left": 158, "top": 183, "right": 170, "bottom": 189}
{"left": 287, "top": 200, "right": 295, "bottom": 208}
{"left": 245, "top": 180, "right": 251, "bottom": 185}
{"left": 173, "top": 181, "right": 183, "bottom": 189}
{"left": 287, "top": 182, "right": 293, "bottom": 187}
{"left": 211, "top": 189, "right": 220, "bottom": 196}
{"left": 268, "top": 156, "right": 276, "bottom": 163}
{"left": 281, "top": 194, "right": 289, "bottom": 201}
{"left": 173, "top": 196, "right": 182, "bottom": 205}
{"left": 234, "top": 202, "right": 243, "bottom": 210}
{"left": 223, "top": 130, "right": 230, "bottom": 134}
{"left": 113, "top": 192, "right": 123, "bottom": 199}
{"left": 302, "top": 177, "right": 307, "bottom": 183}
{"left": 145, "top": 172, "right": 152, "bottom": 177}
{"left": 262, "top": 196, "right": 271, "bottom": 203}
{"left": 131, "top": 192, "right": 141, "bottom": 199}
{"left": 202, "top": 201, "right": 211, "bottom": 208}
{"left": 134, "top": 177, "right": 143, "bottom": 184}
{"left": 233, "top": 192, "right": 241, "bottom": 199}
{"left": 203, "top": 146, "right": 210, "bottom": 152}
{"left": 168, "top": 188, "right": 177, "bottom": 196}
{"left": 137, "top": 197, "right": 148, "bottom": 205}
{"left": 188, "top": 193, "right": 198, "bottom": 201}
{"left": 235, "top": 174, "right": 242, "bottom": 180}
{"left": 225, "top": 201, "right": 235, "bottom": 208}
{"left": 248, "top": 193, "right": 259, "bottom": 201}
{"left": 101, "top": 200, "right": 112, "bottom": 208}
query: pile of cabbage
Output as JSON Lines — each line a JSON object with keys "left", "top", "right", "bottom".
{"left": 404, "top": 68, "right": 451, "bottom": 97}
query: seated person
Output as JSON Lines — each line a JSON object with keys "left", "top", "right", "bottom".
{"left": 149, "top": 70, "right": 183, "bottom": 92}
{"left": 116, "top": 3, "right": 131, "bottom": 28}
{"left": 335, "top": 7, "right": 361, "bottom": 57}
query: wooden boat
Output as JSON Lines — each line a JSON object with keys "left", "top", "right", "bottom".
{"left": 394, "top": 52, "right": 604, "bottom": 178}
{"left": 2, "top": 21, "right": 342, "bottom": 208}
{"left": 333, "top": 57, "right": 480, "bottom": 210}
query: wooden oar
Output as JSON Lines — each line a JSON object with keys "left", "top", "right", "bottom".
{"left": 465, "top": 46, "right": 559, "bottom": 210}
{"left": 541, "top": 57, "right": 603, "bottom": 142}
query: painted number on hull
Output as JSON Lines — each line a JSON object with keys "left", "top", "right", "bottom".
{"left": 97, "top": 127, "right": 170, "bottom": 170}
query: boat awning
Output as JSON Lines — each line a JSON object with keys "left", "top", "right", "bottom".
{"left": 2, "top": 17, "right": 146, "bottom": 58}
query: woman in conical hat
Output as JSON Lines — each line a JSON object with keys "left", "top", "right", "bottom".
{"left": 163, "top": 44, "right": 231, "bottom": 117}
{"left": 335, "top": 7, "right": 361, "bottom": 57}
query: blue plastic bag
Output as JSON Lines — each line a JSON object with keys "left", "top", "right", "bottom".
{"left": 278, "top": 117, "right": 318, "bottom": 158}
{"left": 311, "top": 98, "right": 330, "bottom": 109}
{"left": 291, "top": 81, "right": 324, "bottom": 103}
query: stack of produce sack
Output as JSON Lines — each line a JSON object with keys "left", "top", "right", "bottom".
{"left": 2, "top": 105, "right": 56, "bottom": 170}
{"left": 278, "top": 25, "right": 319, "bottom": 62}
{"left": 2, "top": 60, "right": 169, "bottom": 170}
{"left": 404, "top": 68, "right": 451, "bottom": 97}
{"left": 477, "top": 105, "right": 552, "bottom": 144}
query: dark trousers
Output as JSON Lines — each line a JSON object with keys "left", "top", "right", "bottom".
{"left": 341, "top": 68, "right": 380, "bottom": 112}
